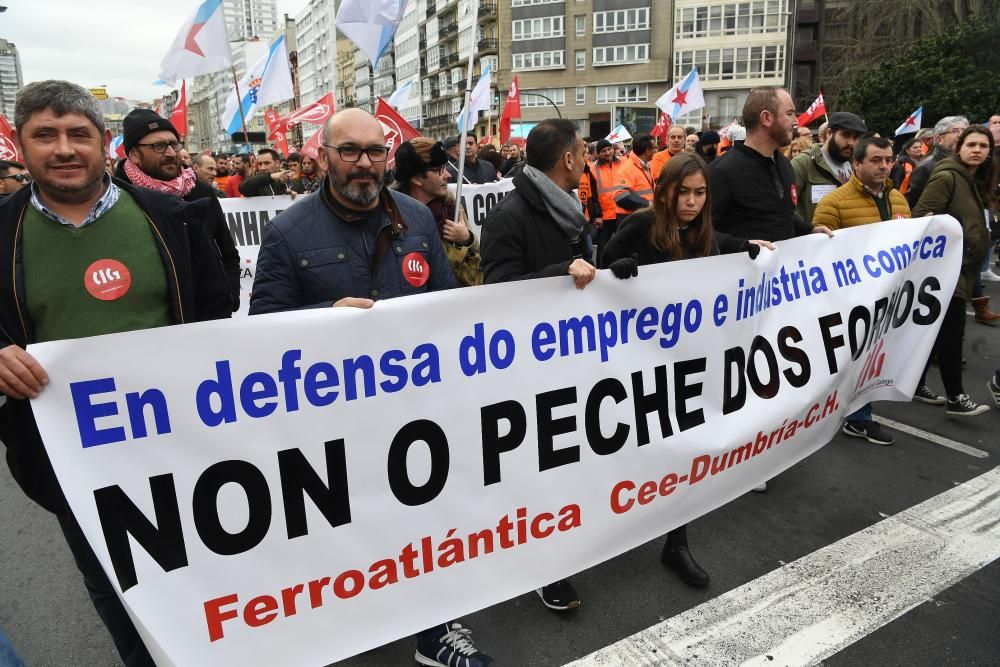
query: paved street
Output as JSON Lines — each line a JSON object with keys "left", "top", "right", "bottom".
{"left": 2, "top": 287, "right": 999, "bottom": 667}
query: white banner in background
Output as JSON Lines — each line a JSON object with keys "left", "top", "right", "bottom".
{"left": 29, "top": 217, "right": 960, "bottom": 666}
{"left": 220, "top": 195, "right": 293, "bottom": 316}
{"left": 448, "top": 179, "right": 516, "bottom": 241}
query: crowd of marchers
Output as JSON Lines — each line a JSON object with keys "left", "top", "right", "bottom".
{"left": 0, "top": 80, "right": 997, "bottom": 667}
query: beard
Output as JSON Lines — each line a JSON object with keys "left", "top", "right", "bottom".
{"left": 145, "top": 156, "right": 180, "bottom": 181}
{"left": 769, "top": 123, "right": 793, "bottom": 147}
{"left": 828, "top": 134, "right": 852, "bottom": 161}
{"left": 330, "top": 167, "right": 385, "bottom": 206}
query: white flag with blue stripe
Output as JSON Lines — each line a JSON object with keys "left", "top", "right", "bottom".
{"left": 656, "top": 67, "right": 705, "bottom": 121}
{"left": 335, "top": 0, "right": 408, "bottom": 70}
{"left": 222, "top": 36, "right": 294, "bottom": 137}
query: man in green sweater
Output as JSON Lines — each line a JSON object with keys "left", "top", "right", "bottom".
{"left": 0, "top": 80, "right": 231, "bottom": 667}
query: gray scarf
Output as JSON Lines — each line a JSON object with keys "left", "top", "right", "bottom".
{"left": 522, "top": 165, "right": 587, "bottom": 241}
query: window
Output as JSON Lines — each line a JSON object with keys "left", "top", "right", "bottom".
{"left": 592, "top": 44, "right": 649, "bottom": 66}
{"left": 676, "top": 1, "right": 788, "bottom": 39}
{"left": 593, "top": 8, "right": 650, "bottom": 33}
{"left": 575, "top": 49, "right": 585, "bottom": 69}
{"left": 575, "top": 15, "right": 585, "bottom": 36}
{"left": 595, "top": 84, "right": 647, "bottom": 104}
{"left": 718, "top": 96, "right": 738, "bottom": 120}
{"left": 522, "top": 88, "right": 565, "bottom": 107}
{"left": 575, "top": 87, "right": 586, "bottom": 105}
{"left": 512, "top": 50, "right": 565, "bottom": 71}
{"left": 674, "top": 45, "right": 785, "bottom": 82}
{"left": 512, "top": 0, "right": 563, "bottom": 6}
{"left": 512, "top": 16, "right": 564, "bottom": 40}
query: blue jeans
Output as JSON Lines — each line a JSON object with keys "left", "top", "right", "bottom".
{"left": 0, "top": 626, "right": 25, "bottom": 667}
{"left": 846, "top": 403, "right": 873, "bottom": 423}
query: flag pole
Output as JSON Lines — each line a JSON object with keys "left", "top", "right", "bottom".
{"left": 230, "top": 65, "right": 253, "bottom": 154}
{"left": 453, "top": 1, "right": 481, "bottom": 223}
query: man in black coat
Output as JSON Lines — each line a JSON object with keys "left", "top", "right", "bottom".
{"left": 710, "top": 86, "right": 832, "bottom": 249}
{"left": 480, "top": 118, "right": 594, "bottom": 613}
{"left": 1, "top": 80, "right": 232, "bottom": 666}
{"left": 114, "top": 108, "right": 241, "bottom": 311}
{"left": 481, "top": 119, "right": 594, "bottom": 287}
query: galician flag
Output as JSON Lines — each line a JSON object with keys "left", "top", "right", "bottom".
{"left": 222, "top": 36, "right": 294, "bottom": 137}
{"left": 158, "top": 0, "right": 232, "bottom": 85}
{"left": 335, "top": 0, "right": 408, "bottom": 69}
{"left": 387, "top": 80, "right": 414, "bottom": 110}
{"left": 456, "top": 64, "right": 493, "bottom": 133}
{"left": 895, "top": 106, "right": 923, "bottom": 137}
{"left": 656, "top": 67, "right": 705, "bottom": 120}
{"left": 605, "top": 124, "right": 632, "bottom": 143}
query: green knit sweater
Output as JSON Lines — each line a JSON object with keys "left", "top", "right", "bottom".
{"left": 22, "top": 192, "right": 172, "bottom": 343}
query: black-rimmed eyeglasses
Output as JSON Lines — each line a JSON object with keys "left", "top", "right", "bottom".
{"left": 135, "top": 141, "right": 183, "bottom": 154}
{"left": 322, "top": 144, "right": 390, "bottom": 162}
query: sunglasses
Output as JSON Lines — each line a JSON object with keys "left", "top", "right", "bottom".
{"left": 0, "top": 173, "right": 31, "bottom": 183}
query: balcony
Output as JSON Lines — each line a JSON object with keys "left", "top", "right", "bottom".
{"left": 477, "top": 38, "right": 498, "bottom": 53}
{"left": 426, "top": 2, "right": 436, "bottom": 18}
{"left": 478, "top": 1, "right": 497, "bottom": 18}
{"left": 446, "top": 52, "right": 459, "bottom": 65}
{"left": 442, "top": 21, "right": 458, "bottom": 36}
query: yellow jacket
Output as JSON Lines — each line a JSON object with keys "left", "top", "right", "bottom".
{"left": 812, "top": 175, "right": 911, "bottom": 230}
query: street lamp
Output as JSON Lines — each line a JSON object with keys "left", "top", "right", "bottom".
{"left": 518, "top": 92, "right": 561, "bottom": 118}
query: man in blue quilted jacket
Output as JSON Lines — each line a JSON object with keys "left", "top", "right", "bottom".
{"left": 249, "top": 109, "right": 493, "bottom": 667}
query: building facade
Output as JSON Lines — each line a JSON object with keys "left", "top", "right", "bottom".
{"left": 671, "top": 0, "right": 791, "bottom": 127}
{"left": 496, "top": 0, "right": 670, "bottom": 141}
{"left": 0, "top": 39, "right": 23, "bottom": 120}
{"left": 224, "top": 0, "right": 280, "bottom": 41}
{"left": 297, "top": 0, "right": 338, "bottom": 104}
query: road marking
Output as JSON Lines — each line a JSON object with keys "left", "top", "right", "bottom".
{"left": 565, "top": 466, "right": 1000, "bottom": 667}
{"left": 873, "top": 415, "right": 989, "bottom": 459}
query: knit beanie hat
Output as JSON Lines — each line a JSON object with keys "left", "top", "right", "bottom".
{"left": 123, "top": 108, "right": 179, "bottom": 154}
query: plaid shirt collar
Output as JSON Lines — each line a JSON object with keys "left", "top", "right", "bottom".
{"left": 29, "top": 174, "right": 119, "bottom": 227}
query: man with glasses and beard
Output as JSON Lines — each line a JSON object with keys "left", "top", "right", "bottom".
{"left": 791, "top": 111, "right": 868, "bottom": 224}
{"left": 248, "top": 107, "right": 493, "bottom": 667}
{"left": 114, "top": 108, "right": 241, "bottom": 311}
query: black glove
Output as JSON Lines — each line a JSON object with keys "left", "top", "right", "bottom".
{"left": 609, "top": 253, "right": 639, "bottom": 280}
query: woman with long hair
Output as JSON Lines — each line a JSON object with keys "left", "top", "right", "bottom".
{"left": 599, "top": 152, "right": 770, "bottom": 588}
{"left": 912, "top": 125, "right": 998, "bottom": 414}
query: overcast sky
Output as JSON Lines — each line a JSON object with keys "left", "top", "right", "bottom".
{"left": 2, "top": 0, "right": 308, "bottom": 101}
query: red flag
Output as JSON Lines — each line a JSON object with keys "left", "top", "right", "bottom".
{"left": 0, "top": 114, "right": 21, "bottom": 162}
{"left": 300, "top": 126, "right": 323, "bottom": 160}
{"left": 268, "top": 92, "right": 336, "bottom": 139}
{"left": 374, "top": 97, "right": 421, "bottom": 169}
{"left": 498, "top": 76, "right": 521, "bottom": 145}
{"left": 169, "top": 81, "right": 188, "bottom": 139}
{"left": 796, "top": 91, "right": 826, "bottom": 127}
{"left": 265, "top": 109, "right": 289, "bottom": 156}
{"left": 649, "top": 111, "right": 671, "bottom": 140}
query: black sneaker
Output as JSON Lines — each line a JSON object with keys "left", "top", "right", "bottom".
{"left": 536, "top": 579, "right": 581, "bottom": 611}
{"left": 913, "top": 384, "right": 946, "bottom": 405}
{"left": 415, "top": 623, "right": 493, "bottom": 667}
{"left": 945, "top": 394, "right": 990, "bottom": 416}
{"left": 988, "top": 377, "right": 1000, "bottom": 407}
{"left": 842, "top": 420, "right": 894, "bottom": 446}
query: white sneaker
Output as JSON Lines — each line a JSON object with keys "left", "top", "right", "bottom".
{"left": 980, "top": 269, "right": 1000, "bottom": 282}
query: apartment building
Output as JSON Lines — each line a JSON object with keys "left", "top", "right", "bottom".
{"left": 497, "top": 0, "right": 671, "bottom": 141}
{"left": 298, "top": 0, "right": 338, "bottom": 104}
{"left": 0, "top": 39, "right": 22, "bottom": 120}
{"left": 672, "top": 0, "right": 791, "bottom": 127}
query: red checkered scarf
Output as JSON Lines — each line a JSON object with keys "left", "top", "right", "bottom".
{"left": 124, "top": 158, "right": 197, "bottom": 197}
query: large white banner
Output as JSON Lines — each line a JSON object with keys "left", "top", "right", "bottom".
{"left": 29, "top": 217, "right": 959, "bottom": 666}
